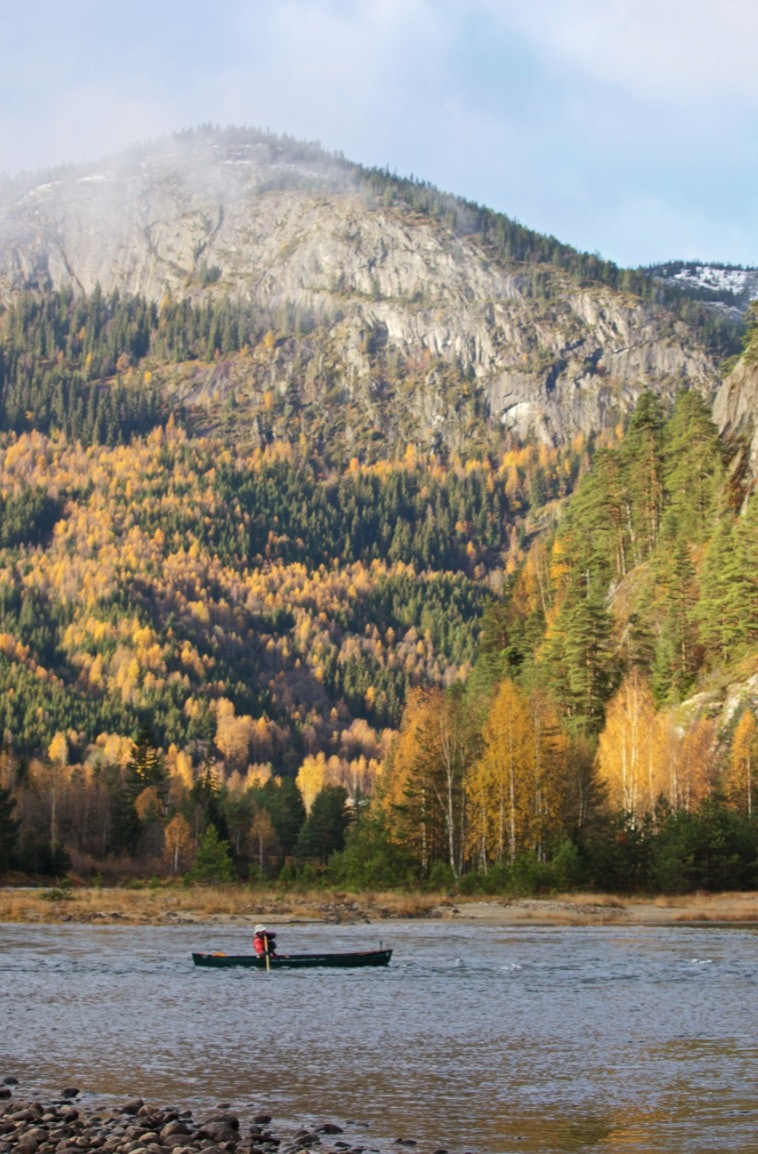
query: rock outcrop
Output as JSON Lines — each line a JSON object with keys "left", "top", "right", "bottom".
{"left": 0, "top": 129, "right": 721, "bottom": 451}
{"left": 713, "top": 355, "right": 758, "bottom": 480}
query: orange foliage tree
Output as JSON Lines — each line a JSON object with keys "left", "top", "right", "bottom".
{"left": 467, "top": 678, "right": 530, "bottom": 866}
{"left": 724, "top": 709, "right": 757, "bottom": 817}
{"left": 164, "top": 813, "right": 193, "bottom": 875}
{"left": 379, "top": 687, "right": 476, "bottom": 879}
{"left": 595, "top": 670, "right": 660, "bottom": 823}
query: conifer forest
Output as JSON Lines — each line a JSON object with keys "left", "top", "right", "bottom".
{"left": 0, "top": 269, "right": 756, "bottom": 898}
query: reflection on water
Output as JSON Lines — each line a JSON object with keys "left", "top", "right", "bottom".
{"left": 0, "top": 920, "right": 756, "bottom": 1153}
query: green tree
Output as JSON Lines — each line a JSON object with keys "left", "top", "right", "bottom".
{"left": 697, "top": 492, "right": 758, "bottom": 663}
{"left": 687, "top": 799, "right": 758, "bottom": 891}
{"left": 113, "top": 724, "right": 168, "bottom": 856}
{"left": 662, "top": 390, "right": 724, "bottom": 543}
{"left": 649, "top": 803, "right": 696, "bottom": 893}
{"left": 329, "top": 810, "right": 414, "bottom": 888}
{"left": 296, "top": 784, "right": 351, "bottom": 864}
{"left": 191, "top": 767, "right": 229, "bottom": 841}
{"left": 539, "top": 455, "right": 619, "bottom": 735}
{"left": 256, "top": 777, "right": 306, "bottom": 857}
{"left": 620, "top": 389, "right": 665, "bottom": 564}
{"left": 186, "top": 823, "right": 235, "bottom": 884}
{"left": 127, "top": 723, "right": 167, "bottom": 792}
{"left": 544, "top": 575, "right": 616, "bottom": 737}
{"left": 0, "top": 785, "right": 20, "bottom": 871}
{"left": 651, "top": 532, "right": 700, "bottom": 703}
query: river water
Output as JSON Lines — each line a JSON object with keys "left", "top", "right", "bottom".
{"left": 1, "top": 920, "right": 756, "bottom": 1154}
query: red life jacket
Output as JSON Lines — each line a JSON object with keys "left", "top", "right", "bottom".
{"left": 254, "top": 932, "right": 276, "bottom": 956}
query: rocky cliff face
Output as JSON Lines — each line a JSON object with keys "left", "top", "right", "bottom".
{"left": 713, "top": 355, "right": 758, "bottom": 480}
{"left": 0, "top": 129, "right": 721, "bottom": 451}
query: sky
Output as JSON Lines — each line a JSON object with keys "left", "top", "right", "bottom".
{"left": 1, "top": 0, "right": 757, "bottom": 269}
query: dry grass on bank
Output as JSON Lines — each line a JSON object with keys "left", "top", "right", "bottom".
{"left": 0, "top": 883, "right": 442, "bottom": 925}
{"left": 489, "top": 890, "right": 758, "bottom": 925}
{"left": 639, "top": 890, "right": 758, "bottom": 923}
{"left": 0, "top": 883, "right": 756, "bottom": 926}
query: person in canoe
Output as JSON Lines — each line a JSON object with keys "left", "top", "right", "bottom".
{"left": 253, "top": 924, "right": 277, "bottom": 958}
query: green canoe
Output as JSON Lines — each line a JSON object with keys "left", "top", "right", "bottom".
{"left": 192, "top": 948, "right": 392, "bottom": 969}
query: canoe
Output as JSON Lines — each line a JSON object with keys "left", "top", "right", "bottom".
{"left": 192, "top": 947, "right": 392, "bottom": 970}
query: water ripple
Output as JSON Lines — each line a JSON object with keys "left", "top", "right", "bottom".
{"left": 0, "top": 920, "right": 756, "bottom": 1154}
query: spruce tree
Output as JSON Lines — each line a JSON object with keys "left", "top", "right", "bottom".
{"left": 187, "top": 824, "right": 235, "bottom": 884}
{"left": 0, "top": 786, "right": 19, "bottom": 871}
{"left": 127, "top": 723, "right": 167, "bottom": 792}
{"left": 296, "top": 785, "right": 351, "bottom": 864}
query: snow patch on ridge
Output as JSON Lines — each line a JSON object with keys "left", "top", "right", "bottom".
{"left": 650, "top": 261, "right": 758, "bottom": 310}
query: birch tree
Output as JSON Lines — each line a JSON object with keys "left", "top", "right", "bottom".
{"left": 46, "top": 731, "right": 69, "bottom": 849}
{"left": 596, "top": 670, "right": 660, "bottom": 823}
{"left": 163, "top": 813, "right": 193, "bottom": 875}
{"left": 381, "top": 687, "right": 474, "bottom": 879}
{"left": 467, "top": 678, "right": 531, "bottom": 866}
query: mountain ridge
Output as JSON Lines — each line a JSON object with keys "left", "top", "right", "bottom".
{"left": 0, "top": 125, "right": 732, "bottom": 457}
{"left": 648, "top": 260, "right": 758, "bottom": 322}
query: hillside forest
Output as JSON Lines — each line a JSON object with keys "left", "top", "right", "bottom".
{"left": 0, "top": 286, "right": 756, "bottom": 895}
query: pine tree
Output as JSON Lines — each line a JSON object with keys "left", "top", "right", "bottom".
{"left": 620, "top": 389, "right": 665, "bottom": 563}
{"left": 112, "top": 724, "right": 168, "bottom": 857}
{"left": 662, "top": 390, "right": 724, "bottom": 543}
{"left": 545, "top": 570, "right": 616, "bottom": 737}
{"left": 651, "top": 532, "right": 700, "bottom": 703}
{"left": 696, "top": 514, "right": 737, "bottom": 661}
{"left": 696, "top": 491, "right": 758, "bottom": 664}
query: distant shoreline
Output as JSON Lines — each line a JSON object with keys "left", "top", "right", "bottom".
{"left": 443, "top": 892, "right": 758, "bottom": 926}
{"left": 1, "top": 885, "right": 756, "bottom": 927}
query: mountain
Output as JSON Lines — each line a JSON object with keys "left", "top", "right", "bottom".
{"left": 1, "top": 127, "right": 757, "bottom": 889}
{"left": 0, "top": 126, "right": 730, "bottom": 460}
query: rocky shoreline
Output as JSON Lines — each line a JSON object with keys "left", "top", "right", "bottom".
{"left": 0, "top": 1086, "right": 441, "bottom": 1154}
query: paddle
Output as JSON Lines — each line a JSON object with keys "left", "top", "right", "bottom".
{"left": 263, "top": 931, "right": 270, "bottom": 972}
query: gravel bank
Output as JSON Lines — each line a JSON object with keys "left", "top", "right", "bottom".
{"left": 0, "top": 1087, "right": 443, "bottom": 1154}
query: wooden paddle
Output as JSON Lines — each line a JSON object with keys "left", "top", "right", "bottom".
{"left": 263, "top": 932, "right": 270, "bottom": 972}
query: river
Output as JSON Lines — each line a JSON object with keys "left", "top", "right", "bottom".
{"left": 1, "top": 920, "right": 756, "bottom": 1153}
